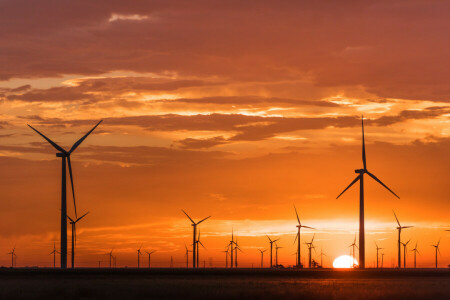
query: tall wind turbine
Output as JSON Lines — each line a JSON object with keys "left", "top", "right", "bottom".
{"left": 49, "top": 242, "right": 60, "bottom": 268}
{"left": 336, "top": 117, "right": 400, "bottom": 269}
{"left": 226, "top": 229, "right": 236, "bottom": 268}
{"left": 182, "top": 210, "right": 210, "bottom": 268}
{"left": 393, "top": 210, "right": 413, "bottom": 268}
{"left": 266, "top": 235, "right": 279, "bottom": 268}
{"left": 349, "top": 235, "right": 358, "bottom": 266}
{"left": 234, "top": 237, "right": 243, "bottom": 268}
{"left": 145, "top": 250, "right": 156, "bottom": 268}
{"left": 185, "top": 244, "right": 191, "bottom": 268}
{"left": 305, "top": 234, "right": 315, "bottom": 268}
{"left": 196, "top": 230, "right": 206, "bottom": 268}
{"left": 293, "top": 205, "right": 314, "bottom": 268}
{"left": 401, "top": 239, "right": 411, "bottom": 268}
{"left": 108, "top": 249, "right": 114, "bottom": 268}
{"left": 137, "top": 245, "right": 143, "bottom": 268}
{"left": 8, "top": 247, "right": 16, "bottom": 268}
{"left": 222, "top": 249, "right": 229, "bottom": 268}
{"left": 375, "top": 242, "right": 383, "bottom": 269}
{"left": 431, "top": 239, "right": 440, "bottom": 268}
{"left": 411, "top": 242, "right": 420, "bottom": 268}
{"left": 28, "top": 120, "right": 102, "bottom": 268}
{"left": 258, "top": 249, "right": 266, "bottom": 268}
{"left": 67, "top": 211, "right": 89, "bottom": 269}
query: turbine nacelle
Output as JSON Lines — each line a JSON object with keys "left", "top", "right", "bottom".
{"left": 355, "top": 169, "right": 365, "bottom": 174}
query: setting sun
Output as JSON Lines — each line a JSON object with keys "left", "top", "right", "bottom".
{"left": 333, "top": 255, "right": 358, "bottom": 268}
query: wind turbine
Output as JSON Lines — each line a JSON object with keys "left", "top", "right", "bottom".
{"left": 400, "top": 239, "right": 411, "bottom": 268}
{"left": 319, "top": 248, "right": 327, "bottom": 268}
{"left": 381, "top": 253, "right": 384, "bottom": 269}
{"left": 182, "top": 210, "right": 210, "bottom": 268}
{"left": 336, "top": 116, "right": 400, "bottom": 269}
{"left": 49, "top": 242, "right": 60, "bottom": 268}
{"left": 431, "top": 239, "right": 440, "bottom": 268}
{"left": 266, "top": 235, "right": 279, "bottom": 268}
{"left": 185, "top": 244, "right": 191, "bottom": 268}
{"left": 393, "top": 210, "right": 413, "bottom": 268}
{"left": 258, "top": 249, "right": 266, "bottom": 268}
{"left": 8, "top": 247, "right": 16, "bottom": 268}
{"left": 28, "top": 120, "right": 102, "bottom": 268}
{"left": 304, "top": 234, "right": 315, "bottom": 268}
{"left": 348, "top": 235, "right": 358, "bottom": 266}
{"left": 67, "top": 211, "right": 89, "bottom": 268}
{"left": 234, "top": 237, "right": 243, "bottom": 268}
{"left": 196, "top": 230, "right": 206, "bottom": 268}
{"left": 410, "top": 242, "right": 420, "bottom": 268}
{"left": 375, "top": 242, "right": 383, "bottom": 269}
{"left": 137, "top": 244, "right": 143, "bottom": 268}
{"left": 226, "top": 229, "right": 236, "bottom": 268}
{"left": 275, "top": 242, "right": 283, "bottom": 267}
{"left": 222, "top": 249, "right": 229, "bottom": 268}
{"left": 107, "top": 249, "right": 114, "bottom": 268}
{"left": 145, "top": 250, "right": 156, "bottom": 268}
{"left": 293, "top": 205, "right": 314, "bottom": 268}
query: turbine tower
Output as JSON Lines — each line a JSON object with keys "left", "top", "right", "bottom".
{"left": 185, "top": 244, "right": 191, "bottom": 268}
{"left": 67, "top": 211, "right": 89, "bottom": 268}
{"left": 375, "top": 242, "right": 383, "bottom": 269}
{"left": 222, "top": 249, "right": 229, "bottom": 268}
{"left": 258, "top": 249, "right": 266, "bottom": 268}
{"left": 349, "top": 235, "right": 358, "bottom": 267}
{"left": 108, "top": 250, "right": 114, "bottom": 268}
{"left": 182, "top": 210, "right": 210, "bottom": 268}
{"left": 319, "top": 248, "right": 327, "bottom": 268}
{"left": 196, "top": 230, "right": 206, "bottom": 268}
{"left": 400, "top": 239, "right": 411, "bottom": 268}
{"left": 336, "top": 116, "right": 400, "bottom": 269}
{"left": 305, "top": 234, "right": 315, "bottom": 268}
{"left": 431, "top": 239, "right": 440, "bottom": 268}
{"left": 8, "top": 247, "right": 16, "bottom": 268}
{"left": 49, "top": 242, "right": 60, "bottom": 268}
{"left": 393, "top": 210, "right": 413, "bottom": 268}
{"left": 266, "top": 235, "right": 279, "bottom": 268}
{"left": 275, "top": 242, "right": 282, "bottom": 267}
{"left": 145, "top": 250, "right": 156, "bottom": 268}
{"left": 293, "top": 205, "right": 314, "bottom": 268}
{"left": 28, "top": 120, "right": 102, "bottom": 268}
{"left": 411, "top": 242, "right": 420, "bottom": 269}
{"left": 137, "top": 245, "right": 143, "bottom": 268}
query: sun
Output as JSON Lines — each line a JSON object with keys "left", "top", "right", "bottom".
{"left": 333, "top": 255, "right": 358, "bottom": 268}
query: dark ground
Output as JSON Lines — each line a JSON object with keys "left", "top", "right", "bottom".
{"left": 0, "top": 268, "right": 448, "bottom": 299}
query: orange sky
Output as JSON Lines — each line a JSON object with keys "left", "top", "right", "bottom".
{"left": 0, "top": 0, "right": 449, "bottom": 268}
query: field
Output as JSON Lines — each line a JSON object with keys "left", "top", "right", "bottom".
{"left": 0, "top": 268, "right": 448, "bottom": 299}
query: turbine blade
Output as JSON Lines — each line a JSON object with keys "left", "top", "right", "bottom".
{"left": 402, "top": 226, "right": 414, "bottom": 229}
{"left": 366, "top": 171, "right": 400, "bottom": 199}
{"left": 181, "top": 210, "right": 195, "bottom": 224}
{"left": 76, "top": 211, "right": 90, "bottom": 222}
{"left": 197, "top": 216, "right": 211, "bottom": 224}
{"left": 67, "top": 156, "right": 77, "bottom": 218}
{"left": 393, "top": 210, "right": 401, "bottom": 227}
{"left": 336, "top": 175, "right": 361, "bottom": 199}
{"left": 68, "top": 120, "right": 103, "bottom": 154}
{"left": 27, "top": 124, "right": 67, "bottom": 154}
{"left": 302, "top": 226, "right": 315, "bottom": 229}
{"left": 198, "top": 240, "right": 206, "bottom": 249}
{"left": 293, "top": 233, "right": 298, "bottom": 245}
{"left": 362, "top": 116, "right": 367, "bottom": 170}
{"left": 67, "top": 215, "right": 75, "bottom": 223}
{"left": 266, "top": 234, "right": 272, "bottom": 242}
{"left": 294, "top": 205, "right": 301, "bottom": 225}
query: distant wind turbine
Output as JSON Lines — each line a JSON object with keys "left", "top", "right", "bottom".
{"left": 319, "top": 248, "right": 327, "bottom": 268}
{"left": 137, "top": 244, "right": 143, "bottom": 268}
{"left": 8, "top": 247, "right": 16, "bottom": 268}
{"left": 400, "top": 239, "right": 411, "bottom": 268}
{"left": 67, "top": 211, "right": 89, "bottom": 269}
{"left": 305, "top": 234, "right": 316, "bottom": 268}
{"left": 28, "top": 120, "right": 102, "bottom": 268}
{"left": 234, "top": 237, "right": 243, "bottom": 268}
{"left": 185, "top": 244, "right": 191, "bottom": 268}
{"left": 222, "top": 249, "right": 229, "bottom": 268}
{"left": 410, "top": 242, "right": 420, "bottom": 268}
{"left": 431, "top": 239, "right": 440, "bottom": 268}
{"left": 348, "top": 235, "right": 358, "bottom": 267}
{"left": 393, "top": 210, "right": 413, "bottom": 268}
{"left": 275, "top": 242, "right": 283, "bottom": 267}
{"left": 49, "top": 242, "right": 60, "bottom": 268}
{"left": 336, "top": 116, "right": 400, "bottom": 269}
{"left": 375, "top": 242, "right": 383, "bottom": 269}
{"left": 145, "top": 250, "right": 156, "bottom": 268}
{"left": 293, "top": 205, "right": 314, "bottom": 268}
{"left": 182, "top": 210, "right": 210, "bottom": 268}
{"left": 266, "top": 235, "right": 280, "bottom": 268}
{"left": 107, "top": 249, "right": 114, "bottom": 268}
{"left": 196, "top": 230, "right": 206, "bottom": 268}
{"left": 381, "top": 253, "right": 384, "bottom": 269}
{"left": 258, "top": 249, "right": 267, "bottom": 268}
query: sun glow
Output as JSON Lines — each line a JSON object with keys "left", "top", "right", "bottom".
{"left": 333, "top": 255, "right": 358, "bottom": 268}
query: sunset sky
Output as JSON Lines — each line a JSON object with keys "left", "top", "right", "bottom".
{"left": 0, "top": 0, "right": 448, "bottom": 268}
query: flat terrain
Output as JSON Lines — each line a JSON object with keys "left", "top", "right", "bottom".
{"left": 0, "top": 268, "right": 448, "bottom": 299}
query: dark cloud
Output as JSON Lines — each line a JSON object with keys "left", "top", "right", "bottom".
{"left": 176, "top": 136, "right": 227, "bottom": 149}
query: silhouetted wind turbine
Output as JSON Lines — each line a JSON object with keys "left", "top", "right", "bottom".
{"left": 222, "top": 249, "right": 229, "bottom": 268}
{"left": 137, "top": 244, "right": 143, "bottom": 268}
{"left": 275, "top": 242, "right": 282, "bottom": 267}
{"left": 401, "top": 239, "right": 411, "bottom": 268}
{"left": 8, "top": 247, "right": 16, "bottom": 268}
{"left": 393, "top": 210, "right": 413, "bottom": 268}
{"left": 145, "top": 250, "right": 156, "bottom": 268}
{"left": 185, "top": 244, "right": 191, "bottom": 268}
{"left": 196, "top": 230, "right": 206, "bottom": 268}
{"left": 67, "top": 211, "right": 89, "bottom": 269}
{"left": 381, "top": 253, "right": 384, "bottom": 269}
{"left": 375, "top": 242, "right": 383, "bottom": 269}
{"left": 107, "top": 250, "right": 114, "bottom": 268}
{"left": 305, "top": 234, "right": 315, "bottom": 268}
{"left": 182, "top": 210, "right": 210, "bottom": 268}
{"left": 49, "top": 242, "right": 60, "bottom": 268}
{"left": 411, "top": 242, "right": 420, "bottom": 268}
{"left": 266, "top": 235, "right": 279, "bottom": 268}
{"left": 227, "top": 229, "right": 236, "bottom": 268}
{"left": 234, "top": 237, "right": 243, "bottom": 268}
{"left": 258, "top": 249, "right": 266, "bottom": 268}
{"left": 336, "top": 117, "right": 400, "bottom": 269}
{"left": 319, "top": 248, "right": 327, "bottom": 268}
{"left": 293, "top": 205, "right": 314, "bottom": 268}
{"left": 349, "top": 234, "right": 358, "bottom": 266}
{"left": 28, "top": 120, "right": 102, "bottom": 268}
{"left": 431, "top": 239, "right": 440, "bottom": 268}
